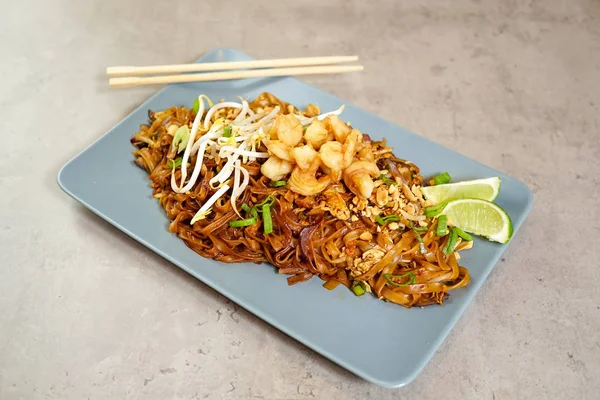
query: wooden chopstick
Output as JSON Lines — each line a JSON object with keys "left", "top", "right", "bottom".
{"left": 107, "top": 55, "right": 359, "bottom": 77}
{"left": 109, "top": 65, "right": 364, "bottom": 88}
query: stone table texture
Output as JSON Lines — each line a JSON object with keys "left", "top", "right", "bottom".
{"left": 1, "top": 0, "right": 599, "bottom": 399}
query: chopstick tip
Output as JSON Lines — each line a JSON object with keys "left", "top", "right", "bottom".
{"left": 109, "top": 76, "right": 140, "bottom": 88}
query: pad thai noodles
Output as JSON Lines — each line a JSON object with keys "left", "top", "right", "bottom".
{"left": 131, "top": 92, "right": 471, "bottom": 308}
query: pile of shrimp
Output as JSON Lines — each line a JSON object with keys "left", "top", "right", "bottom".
{"left": 263, "top": 108, "right": 379, "bottom": 199}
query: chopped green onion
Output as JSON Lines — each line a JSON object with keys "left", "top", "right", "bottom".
{"left": 172, "top": 125, "right": 190, "bottom": 153}
{"left": 453, "top": 227, "right": 473, "bottom": 241}
{"left": 272, "top": 180, "right": 287, "bottom": 188}
{"left": 433, "top": 172, "right": 451, "bottom": 185}
{"left": 412, "top": 225, "right": 428, "bottom": 232}
{"left": 351, "top": 281, "right": 366, "bottom": 296}
{"left": 229, "top": 217, "right": 257, "bottom": 228}
{"left": 424, "top": 202, "right": 448, "bottom": 217}
{"left": 242, "top": 203, "right": 258, "bottom": 220}
{"left": 378, "top": 174, "right": 397, "bottom": 186}
{"left": 262, "top": 204, "right": 273, "bottom": 234}
{"left": 375, "top": 214, "right": 400, "bottom": 226}
{"left": 167, "top": 158, "right": 182, "bottom": 169}
{"left": 255, "top": 195, "right": 275, "bottom": 210}
{"left": 409, "top": 223, "right": 427, "bottom": 254}
{"left": 443, "top": 227, "right": 459, "bottom": 255}
{"left": 436, "top": 215, "right": 448, "bottom": 236}
{"left": 193, "top": 98, "right": 200, "bottom": 114}
{"left": 384, "top": 272, "right": 417, "bottom": 287}
{"left": 223, "top": 125, "right": 232, "bottom": 137}
{"left": 241, "top": 197, "right": 275, "bottom": 231}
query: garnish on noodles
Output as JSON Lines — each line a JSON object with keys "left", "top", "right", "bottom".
{"left": 131, "top": 92, "right": 471, "bottom": 308}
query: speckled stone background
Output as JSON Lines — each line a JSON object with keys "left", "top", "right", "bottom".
{"left": 1, "top": 0, "right": 599, "bottom": 399}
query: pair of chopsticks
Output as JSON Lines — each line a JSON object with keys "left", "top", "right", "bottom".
{"left": 107, "top": 56, "right": 363, "bottom": 88}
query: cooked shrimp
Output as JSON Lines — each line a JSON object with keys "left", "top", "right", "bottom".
{"left": 319, "top": 141, "right": 344, "bottom": 181}
{"left": 319, "top": 141, "right": 343, "bottom": 169}
{"left": 265, "top": 140, "right": 294, "bottom": 162}
{"left": 325, "top": 115, "right": 351, "bottom": 143}
{"left": 290, "top": 143, "right": 318, "bottom": 170}
{"left": 261, "top": 156, "right": 294, "bottom": 181}
{"left": 343, "top": 160, "right": 380, "bottom": 198}
{"left": 342, "top": 129, "right": 362, "bottom": 168}
{"left": 304, "top": 104, "right": 321, "bottom": 117}
{"left": 304, "top": 119, "right": 331, "bottom": 149}
{"left": 271, "top": 114, "right": 303, "bottom": 147}
{"left": 357, "top": 146, "right": 375, "bottom": 161}
{"left": 288, "top": 158, "right": 332, "bottom": 196}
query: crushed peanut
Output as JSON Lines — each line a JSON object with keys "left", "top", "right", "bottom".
{"left": 359, "top": 231, "right": 373, "bottom": 241}
{"left": 367, "top": 206, "right": 383, "bottom": 216}
{"left": 356, "top": 198, "right": 368, "bottom": 211}
{"left": 403, "top": 203, "right": 417, "bottom": 215}
{"left": 375, "top": 187, "right": 390, "bottom": 207}
{"left": 402, "top": 184, "right": 417, "bottom": 202}
{"left": 167, "top": 124, "right": 179, "bottom": 136}
{"left": 411, "top": 184, "right": 423, "bottom": 201}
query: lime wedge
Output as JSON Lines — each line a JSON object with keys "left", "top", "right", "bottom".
{"left": 442, "top": 199, "right": 513, "bottom": 244}
{"left": 421, "top": 177, "right": 501, "bottom": 203}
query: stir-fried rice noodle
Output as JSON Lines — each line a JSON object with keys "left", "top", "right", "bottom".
{"left": 131, "top": 92, "right": 471, "bottom": 308}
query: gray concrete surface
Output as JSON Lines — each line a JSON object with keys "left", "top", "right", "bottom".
{"left": 1, "top": 0, "right": 599, "bottom": 399}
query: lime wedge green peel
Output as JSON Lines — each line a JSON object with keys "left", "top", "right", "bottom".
{"left": 421, "top": 177, "right": 501, "bottom": 203}
{"left": 439, "top": 199, "right": 513, "bottom": 244}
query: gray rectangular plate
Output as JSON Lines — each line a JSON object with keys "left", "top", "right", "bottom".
{"left": 58, "top": 48, "right": 533, "bottom": 388}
